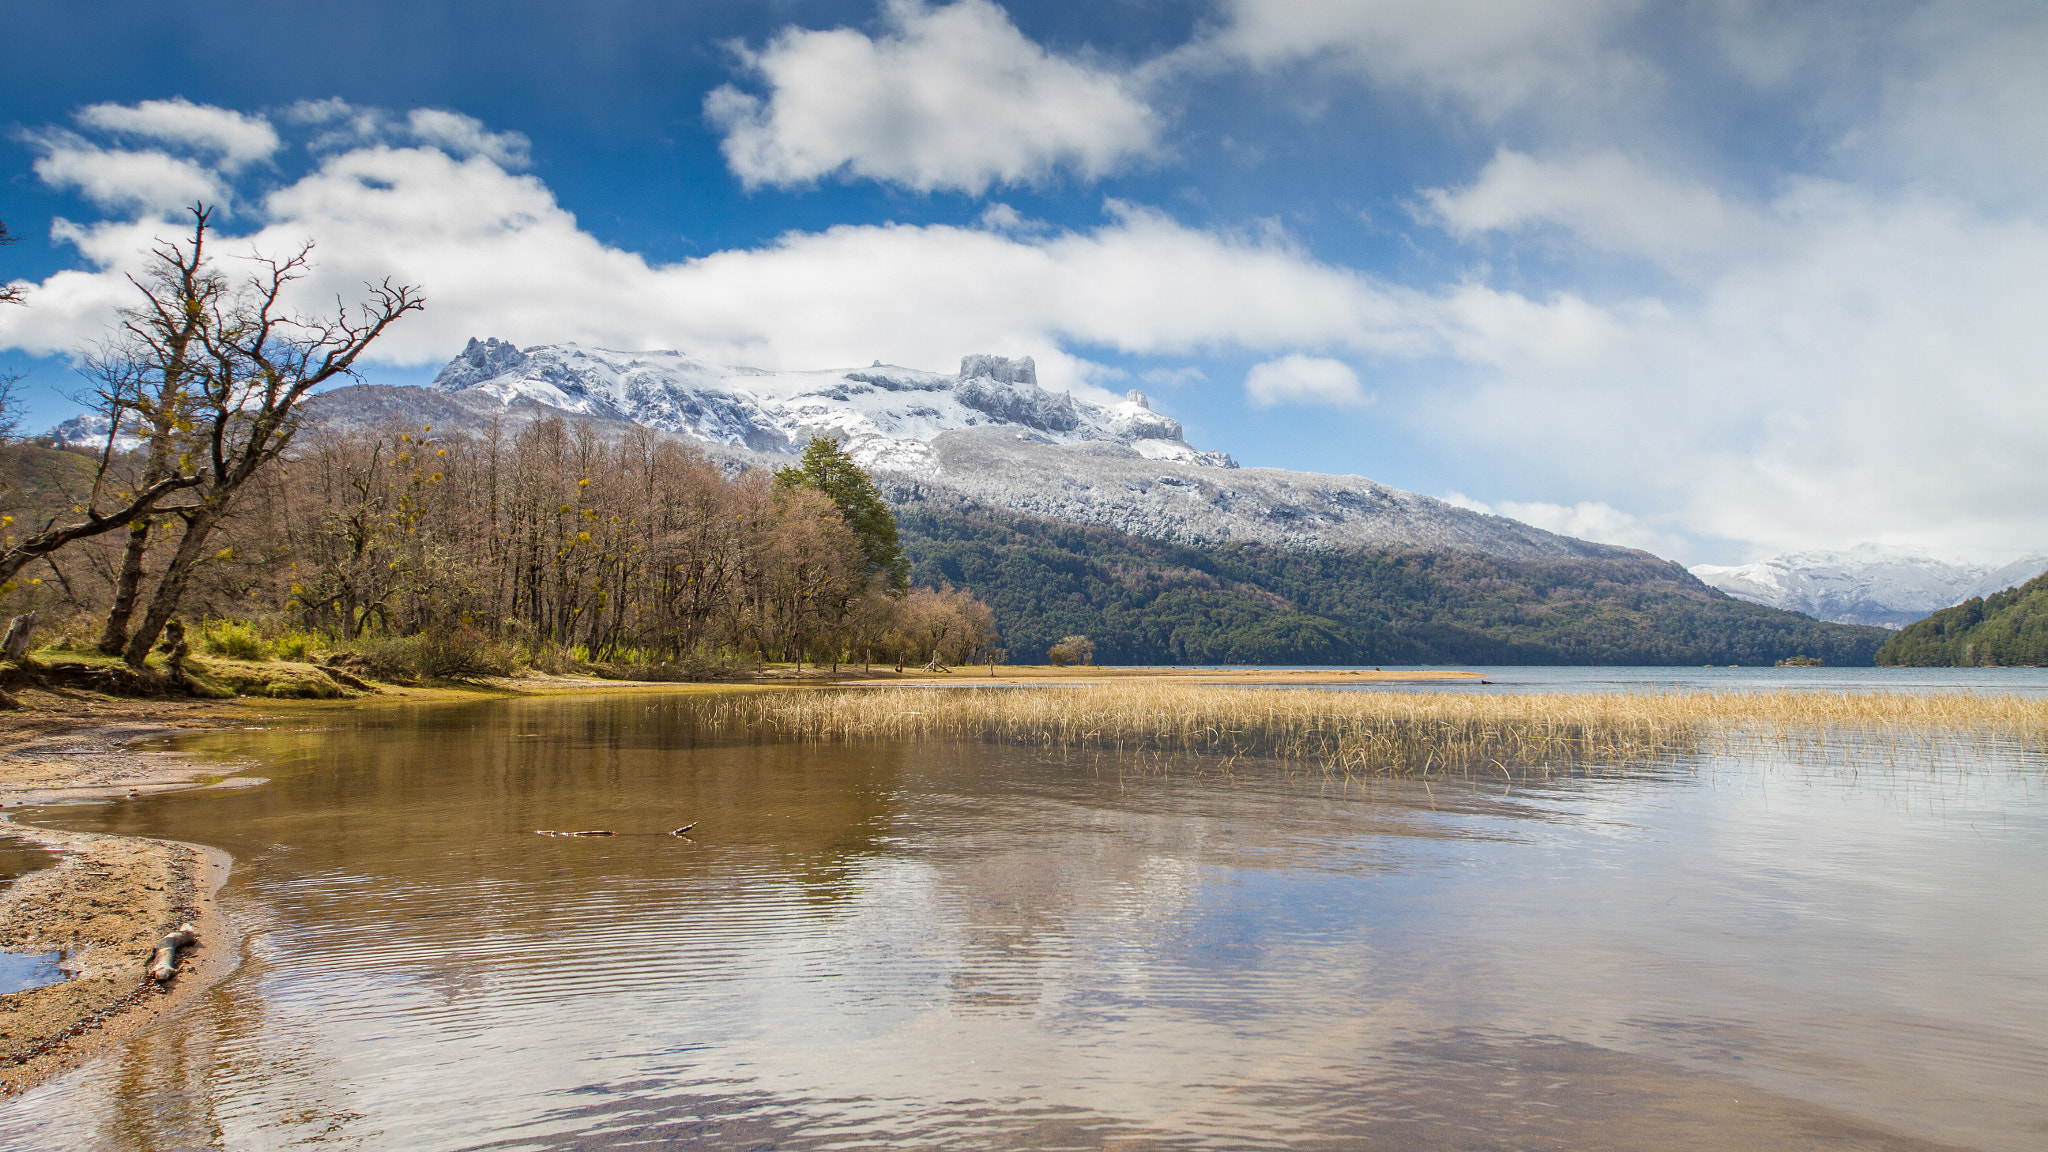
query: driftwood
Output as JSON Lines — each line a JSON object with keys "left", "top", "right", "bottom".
{"left": 670, "top": 822, "right": 697, "bottom": 836}
{"left": 147, "top": 922, "right": 199, "bottom": 982}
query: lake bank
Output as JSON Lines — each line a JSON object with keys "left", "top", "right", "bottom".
{"left": 0, "top": 663, "right": 1478, "bottom": 1092}
{"left": 0, "top": 826, "right": 231, "bottom": 1095}
{"left": 0, "top": 689, "right": 265, "bottom": 1094}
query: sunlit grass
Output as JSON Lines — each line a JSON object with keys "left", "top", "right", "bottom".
{"left": 700, "top": 684, "right": 2048, "bottom": 777}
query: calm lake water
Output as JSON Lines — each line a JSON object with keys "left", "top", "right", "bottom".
{"left": 4, "top": 688, "right": 2046, "bottom": 1150}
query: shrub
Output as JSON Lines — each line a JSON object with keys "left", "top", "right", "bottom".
{"left": 1047, "top": 634, "right": 1095, "bottom": 667}
{"left": 343, "top": 625, "right": 516, "bottom": 683}
{"left": 272, "top": 630, "right": 322, "bottom": 661}
{"left": 519, "top": 641, "right": 577, "bottom": 676}
{"left": 203, "top": 620, "right": 271, "bottom": 662}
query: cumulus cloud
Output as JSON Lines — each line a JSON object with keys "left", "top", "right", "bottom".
{"left": 1139, "top": 366, "right": 1207, "bottom": 388}
{"left": 30, "top": 139, "right": 228, "bottom": 214}
{"left": 74, "top": 98, "right": 279, "bottom": 170}
{"left": 1422, "top": 170, "right": 2048, "bottom": 558}
{"left": 706, "top": 0, "right": 1161, "bottom": 193}
{"left": 0, "top": 140, "right": 1459, "bottom": 393}
{"left": 1424, "top": 149, "right": 1756, "bottom": 267}
{"left": 1869, "top": 5, "right": 2048, "bottom": 208}
{"left": 1243, "top": 355, "right": 1370, "bottom": 408}
{"left": 1444, "top": 492, "right": 1687, "bottom": 556}
{"left": 13, "top": 98, "right": 2048, "bottom": 561}
{"left": 405, "top": 109, "right": 532, "bottom": 168}
{"left": 1210, "top": 0, "right": 1640, "bottom": 120}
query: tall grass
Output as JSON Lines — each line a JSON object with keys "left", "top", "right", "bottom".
{"left": 699, "top": 684, "right": 2048, "bottom": 777}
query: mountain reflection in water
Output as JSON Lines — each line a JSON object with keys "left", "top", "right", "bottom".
{"left": 4, "top": 691, "right": 2044, "bottom": 1150}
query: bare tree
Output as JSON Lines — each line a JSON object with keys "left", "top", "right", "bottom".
{"left": 85, "top": 208, "right": 226, "bottom": 653}
{"left": 0, "top": 375, "right": 22, "bottom": 441}
{"left": 0, "top": 212, "right": 221, "bottom": 595}
{"left": 0, "top": 217, "right": 24, "bottom": 307}
{"left": 1, "top": 220, "right": 27, "bottom": 438}
{"left": 119, "top": 209, "right": 423, "bottom": 667}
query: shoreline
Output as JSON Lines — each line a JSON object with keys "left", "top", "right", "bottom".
{"left": 0, "top": 686, "right": 280, "bottom": 1097}
{"left": 0, "top": 661, "right": 1473, "bottom": 1096}
{"left": 0, "top": 827, "right": 234, "bottom": 1096}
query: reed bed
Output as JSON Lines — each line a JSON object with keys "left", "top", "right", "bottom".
{"left": 698, "top": 684, "right": 2048, "bottom": 778}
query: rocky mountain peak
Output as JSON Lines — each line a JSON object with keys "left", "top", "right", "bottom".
{"left": 958, "top": 353, "right": 1036, "bottom": 385}
{"left": 432, "top": 336, "right": 529, "bottom": 391}
{"left": 413, "top": 338, "right": 1236, "bottom": 471}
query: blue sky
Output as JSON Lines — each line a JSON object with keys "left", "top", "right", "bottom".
{"left": 4, "top": 1, "right": 2045, "bottom": 565}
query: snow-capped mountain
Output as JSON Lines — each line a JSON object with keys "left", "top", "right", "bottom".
{"left": 892, "top": 429, "right": 1633, "bottom": 559}
{"left": 412, "top": 338, "right": 1643, "bottom": 561}
{"left": 1691, "top": 544, "right": 2048, "bottom": 628}
{"left": 291, "top": 337, "right": 1642, "bottom": 563}
{"left": 49, "top": 412, "right": 144, "bottom": 454}
{"left": 428, "top": 338, "right": 1235, "bottom": 473}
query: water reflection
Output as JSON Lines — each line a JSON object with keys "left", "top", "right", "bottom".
{"left": 3, "top": 692, "right": 2044, "bottom": 1150}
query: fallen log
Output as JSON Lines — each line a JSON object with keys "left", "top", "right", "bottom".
{"left": 534, "top": 829, "right": 617, "bottom": 837}
{"left": 670, "top": 822, "right": 697, "bottom": 835}
{"left": 147, "top": 922, "right": 199, "bottom": 982}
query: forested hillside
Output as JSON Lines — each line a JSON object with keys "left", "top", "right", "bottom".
{"left": 1876, "top": 571, "right": 2048, "bottom": 666}
{"left": 898, "top": 503, "right": 1891, "bottom": 666}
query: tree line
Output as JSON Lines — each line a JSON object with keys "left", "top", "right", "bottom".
{"left": 894, "top": 501, "right": 1893, "bottom": 666}
{"left": 1876, "top": 571, "right": 2048, "bottom": 667}
{"left": 0, "top": 208, "right": 997, "bottom": 680}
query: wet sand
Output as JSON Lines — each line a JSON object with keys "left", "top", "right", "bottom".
{"left": 0, "top": 688, "right": 258, "bottom": 1094}
{"left": 0, "top": 826, "right": 232, "bottom": 1095}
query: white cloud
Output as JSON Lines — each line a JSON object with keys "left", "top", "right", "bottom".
{"left": 0, "top": 142, "right": 1450, "bottom": 393}
{"left": 406, "top": 109, "right": 532, "bottom": 168}
{"left": 30, "top": 139, "right": 228, "bottom": 214}
{"left": 1210, "top": 0, "right": 1641, "bottom": 121}
{"left": 14, "top": 101, "right": 2048, "bottom": 562}
{"left": 1243, "top": 355, "right": 1369, "bottom": 407}
{"left": 706, "top": 0, "right": 1161, "bottom": 193}
{"left": 1444, "top": 492, "right": 1684, "bottom": 555}
{"left": 1424, "top": 149, "right": 1755, "bottom": 267}
{"left": 1870, "top": 4, "right": 2048, "bottom": 208}
{"left": 1420, "top": 173, "right": 2048, "bottom": 558}
{"left": 74, "top": 98, "right": 279, "bottom": 171}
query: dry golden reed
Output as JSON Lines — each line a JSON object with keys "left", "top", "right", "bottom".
{"left": 701, "top": 684, "right": 2048, "bottom": 777}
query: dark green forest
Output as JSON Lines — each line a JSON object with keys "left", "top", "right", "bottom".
{"left": 1877, "top": 570, "right": 2048, "bottom": 667}
{"left": 898, "top": 503, "right": 1892, "bottom": 666}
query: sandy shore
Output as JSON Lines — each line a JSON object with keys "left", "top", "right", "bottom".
{"left": 0, "top": 826, "right": 233, "bottom": 1095}
{"left": 0, "top": 687, "right": 261, "bottom": 1095}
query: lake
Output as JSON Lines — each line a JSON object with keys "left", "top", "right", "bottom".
{"left": 4, "top": 686, "right": 2045, "bottom": 1150}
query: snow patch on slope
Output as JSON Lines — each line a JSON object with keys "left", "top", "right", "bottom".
{"left": 1691, "top": 543, "right": 2048, "bottom": 628}
{"left": 428, "top": 337, "right": 1235, "bottom": 472}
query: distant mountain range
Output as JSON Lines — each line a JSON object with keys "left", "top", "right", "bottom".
{"left": 332, "top": 338, "right": 1643, "bottom": 563}
{"left": 50, "top": 337, "right": 1896, "bottom": 664}
{"left": 1691, "top": 545, "right": 2048, "bottom": 629}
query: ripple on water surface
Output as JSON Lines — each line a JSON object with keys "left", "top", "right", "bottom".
{"left": 3, "top": 691, "right": 2045, "bottom": 1150}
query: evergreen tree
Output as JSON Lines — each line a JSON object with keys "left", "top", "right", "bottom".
{"left": 775, "top": 437, "right": 909, "bottom": 592}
